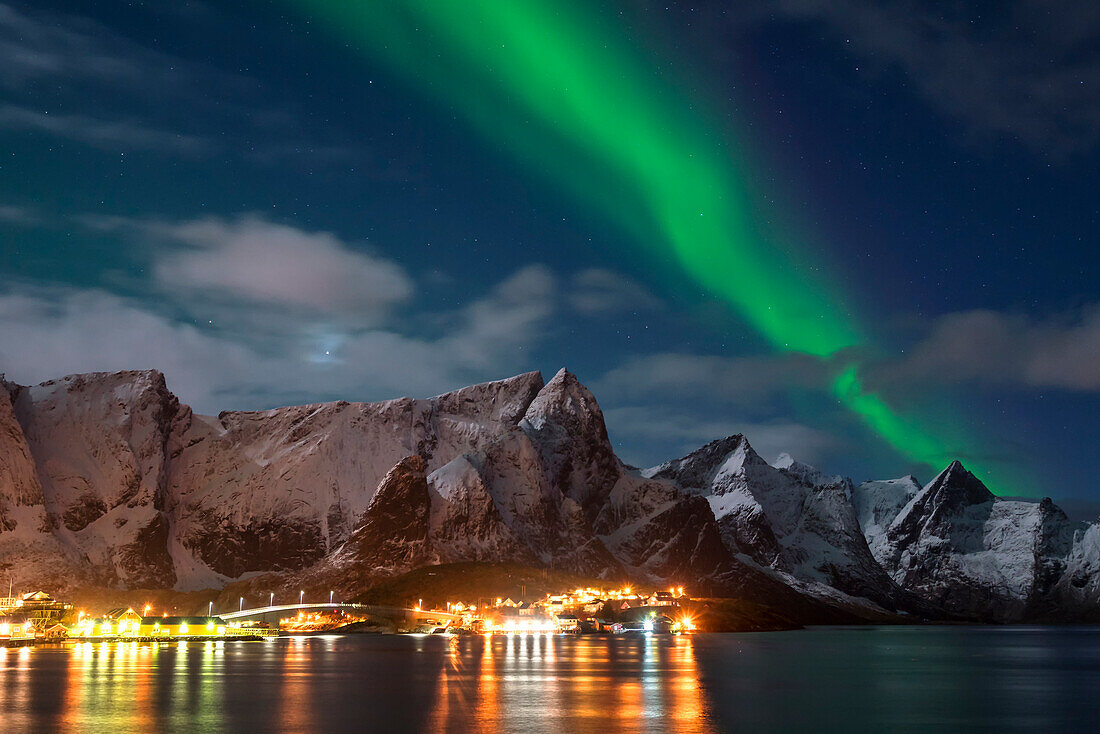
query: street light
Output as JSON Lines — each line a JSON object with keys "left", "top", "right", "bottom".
{"left": 239, "top": 596, "right": 244, "bottom": 612}
{"left": 329, "top": 590, "right": 334, "bottom": 604}
{"left": 270, "top": 592, "right": 274, "bottom": 607}
{"left": 299, "top": 590, "right": 304, "bottom": 606}
{"left": 208, "top": 601, "right": 212, "bottom": 616}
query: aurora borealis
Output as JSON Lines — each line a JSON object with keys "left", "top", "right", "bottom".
{"left": 290, "top": 0, "right": 1013, "bottom": 492}
{"left": 1, "top": 1, "right": 1096, "bottom": 504}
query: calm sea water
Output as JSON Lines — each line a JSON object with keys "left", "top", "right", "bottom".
{"left": 2, "top": 627, "right": 1099, "bottom": 732}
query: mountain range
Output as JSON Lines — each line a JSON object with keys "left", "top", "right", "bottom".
{"left": 1, "top": 367, "right": 1098, "bottom": 623}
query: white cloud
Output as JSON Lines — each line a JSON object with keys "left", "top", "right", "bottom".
{"left": 0, "top": 104, "right": 211, "bottom": 153}
{"left": 868, "top": 305, "right": 1100, "bottom": 392}
{"left": 0, "top": 263, "right": 553, "bottom": 413}
{"left": 141, "top": 215, "right": 413, "bottom": 320}
{"left": 438, "top": 264, "right": 556, "bottom": 370}
{"left": 568, "top": 268, "right": 661, "bottom": 315}
{"left": 0, "top": 204, "right": 38, "bottom": 226}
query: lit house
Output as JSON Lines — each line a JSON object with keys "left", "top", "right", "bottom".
{"left": 556, "top": 613, "right": 579, "bottom": 632}
{"left": 140, "top": 616, "right": 228, "bottom": 637}
{"left": 105, "top": 608, "right": 143, "bottom": 637}
{"left": 15, "top": 591, "right": 72, "bottom": 630}
{"left": 75, "top": 617, "right": 116, "bottom": 638}
{"left": 77, "top": 607, "right": 145, "bottom": 638}
{"left": 0, "top": 614, "right": 34, "bottom": 641}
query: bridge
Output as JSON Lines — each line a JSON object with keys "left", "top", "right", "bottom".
{"left": 219, "top": 602, "right": 462, "bottom": 624}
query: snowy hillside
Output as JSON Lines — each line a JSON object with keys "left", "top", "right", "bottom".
{"left": 0, "top": 366, "right": 1097, "bottom": 622}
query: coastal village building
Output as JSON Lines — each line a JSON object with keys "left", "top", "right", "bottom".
{"left": 76, "top": 608, "right": 144, "bottom": 638}
{"left": 0, "top": 614, "right": 35, "bottom": 641}
{"left": 106, "top": 608, "right": 143, "bottom": 636}
{"left": 2, "top": 591, "right": 73, "bottom": 631}
{"left": 140, "top": 616, "right": 228, "bottom": 638}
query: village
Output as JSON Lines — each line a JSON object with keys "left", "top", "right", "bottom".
{"left": 0, "top": 583, "right": 697, "bottom": 646}
{"left": 439, "top": 585, "right": 696, "bottom": 635}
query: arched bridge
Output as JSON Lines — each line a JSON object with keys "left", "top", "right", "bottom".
{"left": 219, "top": 602, "right": 461, "bottom": 623}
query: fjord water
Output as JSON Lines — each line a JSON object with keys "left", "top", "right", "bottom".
{"left": 2, "top": 628, "right": 1098, "bottom": 732}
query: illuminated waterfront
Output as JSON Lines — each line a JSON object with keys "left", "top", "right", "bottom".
{"left": 1, "top": 628, "right": 1100, "bottom": 732}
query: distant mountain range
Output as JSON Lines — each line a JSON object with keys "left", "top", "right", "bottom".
{"left": 1, "top": 368, "right": 1098, "bottom": 623}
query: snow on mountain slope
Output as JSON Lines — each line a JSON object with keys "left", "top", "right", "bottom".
{"left": 773, "top": 452, "right": 842, "bottom": 489}
{"left": 0, "top": 380, "right": 80, "bottom": 589}
{"left": 879, "top": 461, "right": 1078, "bottom": 621}
{"left": 295, "top": 369, "right": 793, "bottom": 602}
{"left": 851, "top": 476, "right": 922, "bottom": 563}
{"left": 646, "top": 435, "right": 920, "bottom": 613}
{"left": 6, "top": 371, "right": 178, "bottom": 588}
{"left": 164, "top": 371, "right": 545, "bottom": 586}
{"left": 0, "top": 379, "right": 45, "bottom": 531}
{"left": 1056, "top": 522, "right": 1100, "bottom": 620}
{"left": 2, "top": 365, "right": 1098, "bottom": 624}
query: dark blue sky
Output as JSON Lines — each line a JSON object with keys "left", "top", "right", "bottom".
{"left": 1, "top": 1, "right": 1096, "bottom": 507}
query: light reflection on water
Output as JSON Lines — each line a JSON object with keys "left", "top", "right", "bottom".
{"left": 426, "top": 634, "right": 713, "bottom": 733}
{"left": 1, "top": 627, "right": 1100, "bottom": 732}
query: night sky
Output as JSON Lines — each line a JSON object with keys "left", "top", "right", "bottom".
{"left": 1, "top": 1, "right": 1097, "bottom": 507}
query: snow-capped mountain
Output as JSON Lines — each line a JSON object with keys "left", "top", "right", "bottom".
{"left": 869, "top": 461, "right": 1091, "bottom": 621}
{"left": 644, "top": 435, "right": 929, "bottom": 615}
{"left": 851, "top": 475, "right": 922, "bottom": 561}
{"left": 298, "top": 369, "right": 801, "bottom": 608}
{"left": 1, "top": 366, "right": 1097, "bottom": 623}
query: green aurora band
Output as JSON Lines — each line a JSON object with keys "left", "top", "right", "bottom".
{"left": 293, "top": 0, "right": 1019, "bottom": 494}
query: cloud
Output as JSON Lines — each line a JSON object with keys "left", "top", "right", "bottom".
{"left": 567, "top": 268, "right": 661, "bottom": 315}
{"left": 737, "top": 0, "right": 1100, "bottom": 155}
{"left": 0, "top": 3, "right": 236, "bottom": 94}
{"left": 602, "top": 405, "right": 840, "bottom": 469}
{"left": 0, "top": 4, "right": 376, "bottom": 167}
{"left": 867, "top": 305, "right": 1100, "bottom": 392}
{"left": 143, "top": 216, "right": 413, "bottom": 320}
{"left": 0, "top": 265, "right": 554, "bottom": 413}
{"left": 595, "top": 351, "right": 842, "bottom": 469}
{"left": 439, "top": 264, "right": 557, "bottom": 370}
{"left": 594, "top": 352, "right": 830, "bottom": 406}
{"left": 0, "top": 104, "right": 211, "bottom": 154}
{"left": 0, "top": 204, "right": 38, "bottom": 226}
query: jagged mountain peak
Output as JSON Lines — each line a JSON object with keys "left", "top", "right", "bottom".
{"left": 886, "top": 461, "right": 995, "bottom": 549}
{"left": 519, "top": 369, "right": 619, "bottom": 517}
{"left": 429, "top": 370, "right": 545, "bottom": 427}
{"left": 521, "top": 368, "right": 606, "bottom": 434}
{"left": 17, "top": 368, "right": 171, "bottom": 396}
{"left": 3, "top": 364, "right": 1096, "bottom": 624}
{"left": 772, "top": 453, "right": 845, "bottom": 489}
{"left": 925, "top": 460, "right": 996, "bottom": 508}
{"left": 643, "top": 434, "right": 767, "bottom": 488}
{"left": 308, "top": 455, "right": 434, "bottom": 590}
{"left": 363, "top": 456, "right": 429, "bottom": 516}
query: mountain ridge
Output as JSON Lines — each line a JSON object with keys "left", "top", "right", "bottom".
{"left": 1, "top": 367, "right": 1097, "bottom": 623}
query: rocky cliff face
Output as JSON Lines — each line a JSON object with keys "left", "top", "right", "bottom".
{"left": 851, "top": 475, "right": 922, "bottom": 562}
{"left": 0, "top": 366, "right": 1097, "bottom": 623}
{"left": 645, "top": 435, "right": 925, "bottom": 614}
{"left": 3, "top": 371, "right": 178, "bottom": 588}
{"left": 274, "top": 369, "right": 777, "bottom": 607}
{"left": 162, "top": 370, "right": 545, "bottom": 587}
{"left": 0, "top": 380, "right": 44, "bottom": 532}
{"left": 864, "top": 461, "right": 1089, "bottom": 622}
